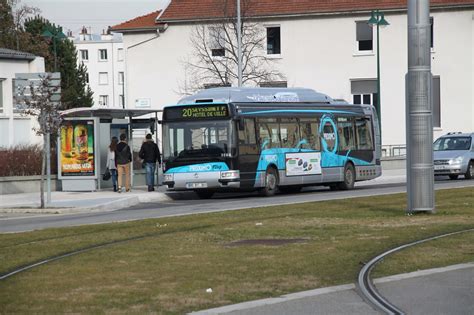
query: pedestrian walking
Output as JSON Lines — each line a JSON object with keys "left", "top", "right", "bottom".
{"left": 139, "top": 133, "right": 161, "bottom": 191}
{"left": 115, "top": 133, "right": 132, "bottom": 193}
{"left": 106, "top": 136, "right": 119, "bottom": 192}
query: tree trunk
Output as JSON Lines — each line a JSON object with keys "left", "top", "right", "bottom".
{"left": 40, "top": 134, "right": 46, "bottom": 208}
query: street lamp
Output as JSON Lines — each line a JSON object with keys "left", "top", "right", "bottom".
{"left": 367, "top": 10, "right": 389, "bottom": 135}
{"left": 40, "top": 29, "right": 66, "bottom": 205}
{"left": 41, "top": 30, "right": 67, "bottom": 72}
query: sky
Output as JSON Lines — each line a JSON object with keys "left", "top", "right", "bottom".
{"left": 21, "top": 0, "right": 169, "bottom": 35}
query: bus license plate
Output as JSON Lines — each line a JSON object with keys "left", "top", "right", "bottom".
{"left": 186, "top": 182, "right": 207, "bottom": 188}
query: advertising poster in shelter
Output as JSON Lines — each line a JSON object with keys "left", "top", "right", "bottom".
{"left": 60, "top": 120, "right": 95, "bottom": 176}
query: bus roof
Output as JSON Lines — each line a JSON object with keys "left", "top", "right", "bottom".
{"left": 177, "top": 87, "right": 339, "bottom": 105}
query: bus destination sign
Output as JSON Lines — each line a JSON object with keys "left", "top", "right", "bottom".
{"left": 166, "top": 105, "right": 229, "bottom": 120}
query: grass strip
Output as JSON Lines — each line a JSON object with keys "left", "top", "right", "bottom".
{"left": 0, "top": 187, "right": 472, "bottom": 314}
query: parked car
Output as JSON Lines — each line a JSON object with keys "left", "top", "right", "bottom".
{"left": 433, "top": 132, "right": 474, "bottom": 180}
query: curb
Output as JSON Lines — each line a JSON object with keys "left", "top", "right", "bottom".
{"left": 190, "top": 263, "right": 474, "bottom": 314}
{"left": 0, "top": 193, "right": 172, "bottom": 214}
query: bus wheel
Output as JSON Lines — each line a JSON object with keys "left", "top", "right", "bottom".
{"left": 338, "top": 163, "right": 355, "bottom": 190}
{"left": 259, "top": 168, "right": 279, "bottom": 196}
{"left": 195, "top": 190, "right": 214, "bottom": 199}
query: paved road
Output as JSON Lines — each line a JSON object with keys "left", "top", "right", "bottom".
{"left": 0, "top": 179, "right": 473, "bottom": 233}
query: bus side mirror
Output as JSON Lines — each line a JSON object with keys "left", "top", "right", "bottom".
{"left": 238, "top": 119, "right": 245, "bottom": 131}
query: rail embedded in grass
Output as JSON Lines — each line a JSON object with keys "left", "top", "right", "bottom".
{"left": 0, "top": 188, "right": 472, "bottom": 314}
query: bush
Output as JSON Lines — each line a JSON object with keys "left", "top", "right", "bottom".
{"left": 0, "top": 144, "right": 57, "bottom": 177}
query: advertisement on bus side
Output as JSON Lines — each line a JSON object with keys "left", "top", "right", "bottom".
{"left": 285, "top": 152, "right": 322, "bottom": 176}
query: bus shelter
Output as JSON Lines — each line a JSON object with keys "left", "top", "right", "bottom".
{"left": 58, "top": 108, "right": 162, "bottom": 191}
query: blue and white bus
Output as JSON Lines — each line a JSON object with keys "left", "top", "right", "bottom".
{"left": 162, "top": 88, "right": 381, "bottom": 198}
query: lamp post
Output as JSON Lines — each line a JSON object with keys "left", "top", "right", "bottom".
{"left": 41, "top": 29, "right": 66, "bottom": 205}
{"left": 41, "top": 30, "right": 67, "bottom": 72}
{"left": 368, "top": 10, "right": 389, "bottom": 136}
{"left": 236, "top": 0, "right": 243, "bottom": 87}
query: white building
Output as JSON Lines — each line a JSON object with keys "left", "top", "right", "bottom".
{"left": 73, "top": 28, "right": 125, "bottom": 108}
{"left": 0, "top": 48, "right": 45, "bottom": 147}
{"left": 111, "top": 0, "right": 474, "bottom": 151}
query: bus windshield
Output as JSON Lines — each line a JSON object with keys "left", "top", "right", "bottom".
{"left": 163, "top": 120, "right": 235, "bottom": 161}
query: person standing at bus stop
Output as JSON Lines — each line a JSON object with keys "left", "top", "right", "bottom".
{"left": 115, "top": 133, "right": 132, "bottom": 193}
{"left": 139, "top": 133, "right": 161, "bottom": 191}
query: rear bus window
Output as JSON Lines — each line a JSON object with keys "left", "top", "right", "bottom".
{"left": 355, "top": 118, "right": 373, "bottom": 150}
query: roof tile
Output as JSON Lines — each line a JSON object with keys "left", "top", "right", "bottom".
{"left": 111, "top": 10, "right": 161, "bottom": 31}
{"left": 112, "top": 0, "right": 474, "bottom": 31}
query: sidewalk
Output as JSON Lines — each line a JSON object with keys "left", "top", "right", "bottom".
{"left": 0, "top": 186, "right": 172, "bottom": 214}
{"left": 192, "top": 263, "right": 474, "bottom": 315}
{"left": 0, "top": 169, "right": 408, "bottom": 214}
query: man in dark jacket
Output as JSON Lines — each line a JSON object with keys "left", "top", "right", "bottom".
{"left": 139, "top": 133, "right": 161, "bottom": 191}
{"left": 115, "top": 133, "right": 132, "bottom": 193}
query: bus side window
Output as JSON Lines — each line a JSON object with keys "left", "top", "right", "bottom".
{"left": 299, "top": 119, "right": 320, "bottom": 150}
{"left": 257, "top": 118, "right": 279, "bottom": 150}
{"left": 280, "top": 118, "right": 299, "bottom": 148}
{"left": 337, "top": 117, "right": 356, "bottom": 151}
{"left": 238, "top": 118, "right": 256, "bottom": 145}
{"left": 355, "top": 118, "right": 374, "bottom": 150}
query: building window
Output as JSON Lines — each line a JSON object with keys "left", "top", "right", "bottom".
{"left": 119, "top": 94, "right": 124, "bottom": 107}
{"left": 80, "top": 49, "right": 89, "bottom": 61}
{"left": 99, "top": 49, "right": 108, "bottom": 61}
{"left": 99, "top": 95, "right": 108, "bottom": 107}
{"left": 209, "top": 27, "right": 226, "bottom": 57}
{"left": 430, "top": 17, "right": 434, "bottom": 48}
{"left": 118, "top": 72, "right": 124, "bottom": 85}
{"left": 351, "top": 79, "right": 377, "bottom": 105}
{"left": 211, "top": 48, "right": 225, "bottom": 57}
{"left": 266, "top": 26, "right": 281, "bottom": 55}
{"left": 356, "top": 21, "right": 373, "bottom": 51}
{"left": 259, "top": 81, "right": 287, "bottom": 88}
{"left": 433, "top": 76, "right": 440, "bottom": 128}
{"left": 99, "top": 72, "right": 108, "bottom": 85}
{"left": 117, "top": 48, "right": 124, "bottom": 61}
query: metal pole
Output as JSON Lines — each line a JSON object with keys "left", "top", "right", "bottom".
{"left": 53, "top": 38, "right": 57, "bottom": 72}
{"left": 406, "top": 0, "right": 435, "bottom": 213}
{"left": 376, "top": 22, "right": 381, "bottom": 140}
{"left": 46, "top": 132, "right": 51, "bottom": 204}
{"left": 236, "top": 0, "right": 243, "bottom": 87}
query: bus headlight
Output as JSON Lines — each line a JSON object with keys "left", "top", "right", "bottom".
{"left": 163, "top": 173, "right": 174, "bottom": 182}
{"left": 220, "top": 170, "right": 240, "bottom": 179}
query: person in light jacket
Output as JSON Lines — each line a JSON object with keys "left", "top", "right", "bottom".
{"left": 106, "top": 137, "right": 118, "bottom": 192}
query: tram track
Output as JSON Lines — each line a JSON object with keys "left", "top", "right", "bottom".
{"left": 357, "top": 227, "right": 474, "bottom": 315}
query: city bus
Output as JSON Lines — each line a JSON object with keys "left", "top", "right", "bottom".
{"left": 161, "top": 87, "right": 381, "bottom": 198}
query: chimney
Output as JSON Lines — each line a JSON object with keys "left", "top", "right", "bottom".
{"left": 101, "top": 27, "right": 113, "bottom": 41}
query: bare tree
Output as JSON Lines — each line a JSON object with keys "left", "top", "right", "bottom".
{"left": 16, "top": 74, "right": 61, "bottom": 208}
{"left": 181, "top": 0, "right": 285, "bottom": 94}
{"left": 8, "top": 0, "right": 40, "bottom": 50}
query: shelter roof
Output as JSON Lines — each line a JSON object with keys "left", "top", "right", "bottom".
{"left": 61, "top": 107, "right": 162, "bottom": 119}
